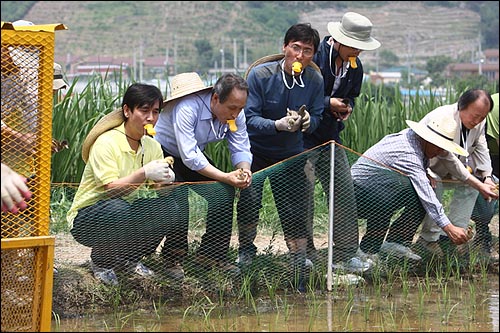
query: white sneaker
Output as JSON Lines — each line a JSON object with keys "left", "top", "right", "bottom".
{"left": 91, "top": 261, "right": 118, "bottom": 286}
{"left": 131, "top": 262, "right": 155, "bottom": 277}
{"left": 332, "top": 256, "right": 372, "bottom": 274}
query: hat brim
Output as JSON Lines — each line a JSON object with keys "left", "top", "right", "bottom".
{"left": 327, "top": 22, "right": 381, "bottom": 51}
{"left": 81, "top": 108, "right": 125, "bottom": 163}
{"left": 53, "top": 79, "right": 67, "bottom": 90}
{"left": 163, "top": 86, "right": 213, "bottom": 108}
{"left": 406, "top": 120, "right": 468, "bottom": 157}
{"left": 244, "top": 54, "right": 320, "bottom": 79}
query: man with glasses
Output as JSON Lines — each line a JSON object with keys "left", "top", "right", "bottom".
{"left": 236, "top": 23, "right": 323, "bottom": 292}
{"left": 303, "top": 12, "right": 381, "bottom": 274}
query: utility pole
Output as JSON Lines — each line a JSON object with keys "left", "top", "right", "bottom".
{"left": 233, "top": 38, "right": 237, "bottom": 70}
{"left": 220, "top": 48, "right": 225, "bottom": 73}
{"left": 173, "top": 34, "right": 177, "bottom": 76}
{"left": 243, "top": 39, "right": 248, "bottom": 69}
{"left": 139, "top": 42, "right": 143, "bottom": 82}
{"left": 478, "top": 33, "right": 483, "bottom": 75}
{"left": 406, "top": 32, "right": 412, "bottom": 86}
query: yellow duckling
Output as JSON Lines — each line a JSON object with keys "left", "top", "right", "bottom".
{"left": 227, "top": 119, "right": 238, "bottom": 132}
{"left": 348, "top": 57, "right": 357, "bottom": 69}
{"left": 164, "top": 156, "right": 174, "bottom": 167}
{"left": 144, "top": 124, "right": 156, "bottom": 136}
{"left": 292, "top": 61, "right": 302, "bottom": 73}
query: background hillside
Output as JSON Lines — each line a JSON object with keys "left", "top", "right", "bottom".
{"left": 1, "top": 1, "right": 498, "bottom": 73}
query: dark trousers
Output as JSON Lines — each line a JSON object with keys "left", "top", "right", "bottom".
{"left": 163, "top": 147, "right": 235, "bottom": 264}
{"left": 71, "top": 196, "right": 179, "bottom": 269}
{"left": 304, "top": 144, "right": 359, "bottom": 262}
{"left": 237, "top": 151, "right": 310, "bottom": 255}
{"left": 354, "top": 175, "right": 426, "bottom": 254}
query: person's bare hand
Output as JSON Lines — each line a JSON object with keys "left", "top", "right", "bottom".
{"left": 329, "top": 97, "right": 352, "bottom": 121}
{"left": 442, "top": 224, "right": 469, "bottom": 245}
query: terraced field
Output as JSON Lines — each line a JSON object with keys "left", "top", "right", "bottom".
{"left": 21, "top": 1, "right": 482, "bottom": 69}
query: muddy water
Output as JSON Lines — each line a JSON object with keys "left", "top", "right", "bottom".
{"left": 53, "top": 277, "right": 498, "bottom": 332}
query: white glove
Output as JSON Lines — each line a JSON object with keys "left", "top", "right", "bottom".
{"left": 1, "top": 163, "right": 32, "bottom": 213}
{"left": 301, "top": 110, "right": 310, "bottom": 132}
{"left": 275, "top": 113, "right": 301, "bottom": 132}
{"left": 143, "top": 160, "right": 175, "bottom": 183}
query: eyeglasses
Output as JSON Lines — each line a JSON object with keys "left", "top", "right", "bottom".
{"left": 289, "top": 44, "right": 314, "bottom": 58}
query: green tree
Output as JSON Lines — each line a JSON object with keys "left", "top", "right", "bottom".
{"left": 194, "top": 39, "right": 214, "bottom": 74}
{"left": 426, "top": 55, "right": 453, "bottom": 87}
{"left": 378, "top": 49, "right": 399, "bottom": 69}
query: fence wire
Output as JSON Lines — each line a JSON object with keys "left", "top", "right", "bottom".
{"left": 51, "top": 142, "right": 498, "bottom": 292}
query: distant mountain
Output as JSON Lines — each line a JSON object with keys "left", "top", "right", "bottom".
{"left": 2, "top": 1, "right": 497, "bottom": 72}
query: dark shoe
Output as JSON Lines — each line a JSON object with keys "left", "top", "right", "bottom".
{"left": 414, "top": 237, "right": 444, "bottom": 258}
{"left": 236, "top": 250, "right": 255, "bottom": 268}
{"left": 165, "top": 264, "right": 185, "bottom": 280}
{"left": 195, "top": 255, "right": 241, "bottom": 277}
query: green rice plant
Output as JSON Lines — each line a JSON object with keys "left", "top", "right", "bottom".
{"left": 400, "top": 269, "right": 410, "bottom": 299}
{"left": 49, "top": 185, "right": 76, "bottom": 233}
{"left": 239, "top": 272, "right": 255, "bottom": 306}
{"left": 467, "top": 282, "right": 477, "bottom": 321}
{"left": 262, "top": 273, "right": 280, "bottom": 305}
{"left": 416, "top": 278, "right": 425, "bottom": 320}
{"left": 51, "top": 72, "right": 127, "bottom": 184}
{"left": 362, "top": 299, "right": 372, "bottom": 322}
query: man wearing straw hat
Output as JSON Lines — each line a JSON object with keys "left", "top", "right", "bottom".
{"left": 67, "top": 83, "right": 178, "bottom": 286}
{"left": 236, "top": 23, "right": 323, "bottom": 292}
{"left": 303, "top": 12, "right": 381, "bottom": 274}
{"left": 351, "top": 113, "right": 472, "bottom": 261}
{"left": 154, "top": 72, "right": 252, "bottom": 277}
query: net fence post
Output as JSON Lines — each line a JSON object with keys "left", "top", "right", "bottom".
{"left": 327, "top": 141, "right": 336, "bottom": 292}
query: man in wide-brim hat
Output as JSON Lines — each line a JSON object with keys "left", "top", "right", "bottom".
{"left": 302, "top": 12, "right": 382, "bottom": 274}
{"left": 351, "top": 112, "right": 474, "bottom": 262}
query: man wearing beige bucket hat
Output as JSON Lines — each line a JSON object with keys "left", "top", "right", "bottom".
{"left": 154, "top": 72, "right": 252, "bottom": 277}
{"left": 67, "top": 83, "right": 179, "bottom": 285}
{"left": 302, "top": 12, "right": 381, "bottom": 274}
{"left": 351, "top": 113, "right": 471, "bottom": 262}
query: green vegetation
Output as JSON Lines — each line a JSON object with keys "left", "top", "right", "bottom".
{"left": 0, "top": 1, "right": 36, "bottom": 21}
{"left": 51, "top": 75, "right": 497, "bottom": 184}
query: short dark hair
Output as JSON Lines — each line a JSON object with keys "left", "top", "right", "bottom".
{"left": 122, "top": 83, "right": 164, "bottom": 111}
{"left": 283, "top": 23, "right": 320, "bottom": 53}
{"left": 212, "top": 73, "right": 249, "bottom": 103}
{"left": 458, "top": 89, "right": 493, "bottom": 112}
